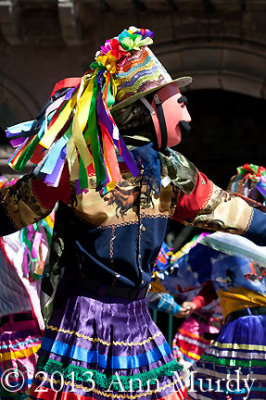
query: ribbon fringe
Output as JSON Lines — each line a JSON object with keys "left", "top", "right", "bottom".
{"left": 6, "top": 70, "right": 140, "bottom": 192}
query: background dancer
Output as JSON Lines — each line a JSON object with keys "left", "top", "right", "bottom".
{"left": 0, "top": 176, "right": 54, "bottom": 400}
{"left": 151, "top": 240, "right": 222, "bottom": 386}
{"left": 171, "top": 165, "right": 266, "bottom": 399}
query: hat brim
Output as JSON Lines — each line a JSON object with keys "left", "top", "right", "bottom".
{"left": 111, "top": 76, "right": 192, "bottom": 112}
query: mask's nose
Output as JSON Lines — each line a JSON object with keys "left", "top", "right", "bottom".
{"left": 177, "top": 93, "right": 191, "bottom": 123}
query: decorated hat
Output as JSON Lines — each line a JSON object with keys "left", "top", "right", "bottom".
{"left": 110, "top": 48, "right": 191, "bottom": 112}
{"left": 228, "top": 163, "right": 266, "bottom": 203}
{"left": 6, "top": 27, "right": 192, "bottom": 194}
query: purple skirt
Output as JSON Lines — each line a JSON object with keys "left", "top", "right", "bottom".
{"left": 30, "top": 288, "right": 187, "bottom": 400}
{"left": 188, "top": 314, "right": 266, "bottom": 399}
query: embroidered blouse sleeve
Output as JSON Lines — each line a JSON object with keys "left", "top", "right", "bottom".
{"left": 148, "top": 292, "right": 181, "bottom": 315}
{"left": 172, "top": 169, "right": 266, "bottom": 245}
{"left": 0, "top": 166, "right": 73, "bottom": 236}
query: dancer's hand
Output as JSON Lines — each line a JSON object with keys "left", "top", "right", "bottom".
{"left": 175, "top": 301, "right": 197, "bottom": 318}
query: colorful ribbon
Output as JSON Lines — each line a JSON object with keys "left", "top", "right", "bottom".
{"left": 20, "top": 212, "right": 55, "bottom": 280}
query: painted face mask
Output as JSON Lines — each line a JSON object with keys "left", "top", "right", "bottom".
{"left": 141, "top": 83, "right": 191, "bottom": 150}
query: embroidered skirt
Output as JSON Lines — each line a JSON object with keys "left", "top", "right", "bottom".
{"left": 188, "top": 314, "right": 266, "bottom": 399}
{"left": 30, "top": 288, "right": 187, "bottom": 400}
{"left": 0, "top": 318, "right": 42, "bottom": 400}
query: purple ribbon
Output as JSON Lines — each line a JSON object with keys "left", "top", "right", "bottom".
{"left": 42, "top": 146, "right": 66, "bottom": 186}
{"left": 96, "top": 72, "right": 140, "bottom": 178}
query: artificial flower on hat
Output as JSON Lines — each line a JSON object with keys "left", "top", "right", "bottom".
{"left": 228, "top": 163, "right": 266, "bottom": 202}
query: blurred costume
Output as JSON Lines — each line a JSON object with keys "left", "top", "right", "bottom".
{"left": 151, "top": 240, "right": 222, "bottom": 367}
{"left": 2, "top": 27, "right": 266, "bottom": 400}
{"left": 149, "top": 242, "right": 182, "bottom": 316}
{"left": 149, "top": 291, "right": 182, "bottom": 316}
{"left": 171, "top": 282, "right": 221, "bottom": 366}
{"left": 170, "top": 165, "right": 266, "bottom": 399}
{"left": 0, "top": 177, "right": 54, "bottom": 399}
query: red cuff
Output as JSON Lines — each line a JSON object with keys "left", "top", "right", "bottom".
{"left": 191, "top": 281, "right": 217, "bottom": 310}
{"left": 173, "top": 171, "right": 214, "bottom": 223}
{"left": 191, "top": 296, "right": 206, "bottom": 310}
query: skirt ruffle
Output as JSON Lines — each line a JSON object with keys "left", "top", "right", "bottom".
{"left": 172, "top": 315, "right": 219, "bottom": 364}
{"left": 30, "top": 289, "right": 187, "bottom": 400}
{"left": 188, "top": 314, "right": 266, "bottom": 399}
{"left": 0, "top": 319, "right": 42, "bottom": 400}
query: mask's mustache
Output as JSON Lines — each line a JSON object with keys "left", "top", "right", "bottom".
{"left": 179, "top": 120, "right": 191, "bottom": 134}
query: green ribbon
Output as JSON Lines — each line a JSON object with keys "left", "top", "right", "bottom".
{"left": 201, "top": 353, "right": 266, "bottom": 367}
{"left": 83, "top": 76, "right": 107, "bottom": 189}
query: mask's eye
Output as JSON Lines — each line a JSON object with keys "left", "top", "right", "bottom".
{"left": 178, "top": 96, "right": 188, "bottom": 107}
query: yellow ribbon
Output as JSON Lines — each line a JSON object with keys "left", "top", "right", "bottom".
{"left": 0, "top": 345, "right": 40, "bottom": 362}
{"left": 66, "top": 136, "right": 79, "bottom": 180}
{"left": 65, "top": 74, "right": 98, "bottom": 180}
{"left": 40, "top": 91, "right": 78, "bottom": 149}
